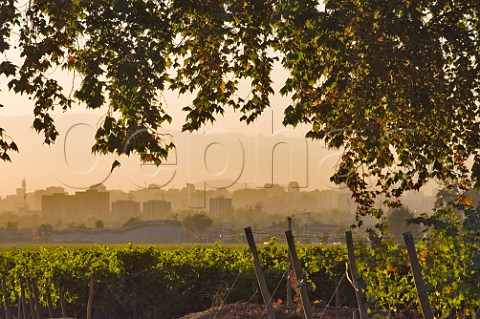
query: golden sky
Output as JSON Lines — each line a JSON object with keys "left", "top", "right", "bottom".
{"left": 0, "top": 58, "right": 348, "bottom": 197}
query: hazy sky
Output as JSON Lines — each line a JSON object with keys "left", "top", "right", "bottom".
{"left": 0, "top": 54, "right": 352, "bottom": 197}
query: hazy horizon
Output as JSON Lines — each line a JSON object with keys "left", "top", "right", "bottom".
{"left": 0, "top": 111, "right": 352, "bottom": 198}
{"left": 1, "top": 56, "right": 334, "bottom": 197}
{"left": 0, "top": 56, "right": 439, "bottom": 199}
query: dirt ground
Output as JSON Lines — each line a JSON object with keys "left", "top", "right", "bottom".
{"left": 178, "top": 301, "right": 421, "bottom": 319}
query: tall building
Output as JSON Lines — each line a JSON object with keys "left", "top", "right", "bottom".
{"left": 70, "top": 189, "right": 110, "bottom": 217}
{"left": 112, "top": 200, "right": 141, "bottom": 215}
{"left": 16, "top": 177, "right": 26, "bottom": 198}
{"left": 34, "top": 187, "right": 65, "bottom": 211}
{"left": 189, "top": 191, "right": 206, "bottom": 209}
{"left": 209, "top": 196, "right": 233, "bottom": 215}
{"left": 143, "top": 200, "right": 172, "bottom": 219}
{"left": 41, "top": 188, "right": 109, "bottom": 219}
{"left": 42, "top": 193, "right": 68, "bottom": 218}
{"left": 16, "top": 177, "right": 28, "bottom": 214}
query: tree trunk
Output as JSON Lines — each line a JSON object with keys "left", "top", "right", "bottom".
{"left": 17, "top": 297, "right": 22, "bottom": 319}
{"left": 59, "top": 285, "right": 68, "bottom": 318}
{"left": 46, "top": 282, "right": 54, "bottom": 319}
{"left": 87, "top": 275, "right": 95, "bottom": 319}
{"left": 27, "top": 288, "right": 36, "bottom": 319}
{"left": 29, "top": 279, "right": 42, "bottom": 319}
{"left": 20, "top": 279, "right": 27, "bottom": 319}
{"left": 1, "top": 277, "right": 11, "bottom": 319}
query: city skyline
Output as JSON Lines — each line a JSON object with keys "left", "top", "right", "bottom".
{"left": 0, "top": 114, "right": 441, "bottom": 199}
{"left": 0, "top": 176, "right": 435, "bottom": 216}
{"left": 0, "top": 112, "right": 354, "bottom": 197}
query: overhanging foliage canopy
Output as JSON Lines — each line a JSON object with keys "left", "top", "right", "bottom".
{"left": 1, "top": 0, "right": 479, "bottom": 217}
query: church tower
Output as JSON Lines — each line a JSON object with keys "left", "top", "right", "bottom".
{"left": 16, "top": 177, "right": 28, "bottom": 214}
{"left": 16, "top": 177, "right": 26, "bottom": 199}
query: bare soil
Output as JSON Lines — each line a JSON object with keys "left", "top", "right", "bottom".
{"left": 178, "top": 301, "right": 422, "bottom": 319}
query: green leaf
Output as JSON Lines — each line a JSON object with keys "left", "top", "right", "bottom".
{"left": 110, "top": 159, "right": 121, "bottom": 173}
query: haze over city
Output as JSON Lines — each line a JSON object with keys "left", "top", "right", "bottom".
{"left": 0, "top": 95, "right": 438, "bottom": 244}
{"left": 0, "top": 29, "right": 438, "bottom": 244}
{"left": 0, "top": 111, "right": 343, "bottom": 197}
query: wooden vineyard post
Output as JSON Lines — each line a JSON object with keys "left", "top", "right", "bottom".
{"left": 335, "top": 277, "right": 342, "bottom": 308}
{"left": 403, "top": 232, "right": 434, "bottom": 319}
{"left": 244, "top": 227, "right": 276, "bottom": 319}
{"left": 345, "top": 231, "right": 369, "bottom": 319}
{"left": 286, "top": 217, "right": 294, "bottom": 312}
{"left": 285, "top": 230, "right": 313, "bottom": 319}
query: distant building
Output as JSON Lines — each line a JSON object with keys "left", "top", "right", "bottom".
{"left": 16, "top": 177, "right": 26, "bottom": 201}
{"left": 287, "top": 181, "right": 300, "bottom": 193}
{"left": 16, "top": 177, "right": 28, "bottom": 214}
{"left": 71, "top": 189, "right": 110, "bottom": 217}
{"left": 143, "top": 200, "right": 172, "bottom": 219}
{"left": 190, "top": 191, "right": 206, "bottom": 209}
{"left": 0, "top": 177, "right": 31, "bottom": 213}
{"left": 33, "top": 187, "right": 65, "bottom": 211}
{"left": 90, "top": 184, "right": 107, "bottom": 192}
{"left": 41, "top": 188, "right": 109, "bottom": 219}
{"left": 209, "top": 196, "right": 233, "bottom": 215}
{"left": 112, "top": 200, "right": 141, "bottom": 215}
{"left": 42, "top": 193, "right": 68, "bottom": 218}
